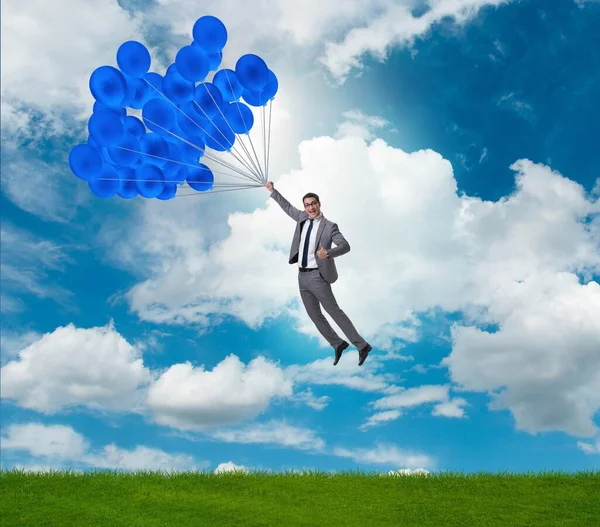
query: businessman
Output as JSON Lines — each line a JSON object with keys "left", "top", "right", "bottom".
{"left": 265, "top": 181, "right": 372, "bottom": 366}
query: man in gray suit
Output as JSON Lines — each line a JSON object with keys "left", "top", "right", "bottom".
{"left": 265, "top": 181, "right": 372, "bottom": 366}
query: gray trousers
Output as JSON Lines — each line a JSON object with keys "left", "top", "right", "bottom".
{"left": 298, "top": 269, "right": 368, "bottom": 350}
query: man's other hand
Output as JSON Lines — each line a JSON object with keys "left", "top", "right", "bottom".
{"left": 265, "top": 181, "right": 274, "bottom": 192}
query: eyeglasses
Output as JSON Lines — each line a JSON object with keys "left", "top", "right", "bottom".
{"left": 304, "top": 201, "right": 318, "bottom": 208}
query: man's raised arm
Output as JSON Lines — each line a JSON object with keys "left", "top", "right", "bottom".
{"left": 265, "top": 181, "right": 303, "bottom": 222}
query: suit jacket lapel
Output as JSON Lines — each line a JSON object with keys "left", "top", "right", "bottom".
{"left": 316, "top": 216, "right": 326, "bottom": 247}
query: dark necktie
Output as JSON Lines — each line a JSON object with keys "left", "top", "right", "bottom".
{"left": 301, "top": 219, "right": 314, "bottom": 268}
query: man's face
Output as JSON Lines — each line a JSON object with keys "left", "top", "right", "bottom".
{"left": 304, "top": 197, "right": 320, "bottom": 218}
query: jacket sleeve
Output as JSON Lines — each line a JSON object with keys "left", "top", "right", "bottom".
{"left": 327, "top": 223, "right": 350, "bottom": 258}
{"left": 270, "top": 188, "right": 303, "bottom": 222}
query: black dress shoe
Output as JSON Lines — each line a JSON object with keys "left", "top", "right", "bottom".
{"left": 358, "top": 344, "right": 372, "bottom": 366}
{"left": 334, "top": 341, "right": 349, "bottom": 365}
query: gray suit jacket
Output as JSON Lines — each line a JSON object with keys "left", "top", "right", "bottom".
{"left": 270, "top": 188, "right": 350, "bottom": 283}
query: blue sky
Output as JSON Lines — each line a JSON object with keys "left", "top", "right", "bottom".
{"left": 2, "top": 0, "right": 599, "bottom": 474}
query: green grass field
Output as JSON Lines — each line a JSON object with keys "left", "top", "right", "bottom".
{"left": 1, "top": 469, "right": 599, "bottom": 526}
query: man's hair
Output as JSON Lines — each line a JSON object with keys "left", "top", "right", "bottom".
{"left": 302, "top": 192, "right": 320, "bottom": 204}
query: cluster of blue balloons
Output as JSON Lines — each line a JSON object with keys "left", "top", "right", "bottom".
{"left": 69, "top": 15, "right": 279, "bottom": 200}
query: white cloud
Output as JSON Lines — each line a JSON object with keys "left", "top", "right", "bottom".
{"left": 432, "top": 398, "right": 468, "bottom": 417}
{"left": 292, "top": 388, "right": 331, "bottom": 410}
{"left": 2, "top": 422, "right": 88, "bottom": 459}
{"left": 0, "top": 329, "right": 42, "bottom": 363}
{"left": 359, "top": 410, "right": 402, "bottom": 431}
{"left": 1, "top": 322, "right": 154, "bottom": 414}
{"left": 1, "top": 155, "right": 92, "bottom": 224}
{"left": 210, "top": 420, "right": 326, "bottom": 452}
{"left": 214, "top": 461, "right": 249, "bottom": 473}
{"left": 286, "top": 352, "right": 397, "bottom": 393}
{"left": 333, "top": 442, "right": 433, "bottom": 468}
{"left": 444, "top": 272, "right": 600, "bottom": 437}
{"left": 335, "top": 109, "right": 390, "bottom": 141}
{"left": 361, "top": 384, "right": 468, "bottom": 429}
{"left": 1, "top": 422, "right": 203, "bottom": 471}
{"left": 0, "top": 224, "right": 82, "bottom": 309}
{"left": 577, "top": 437, "right": 600, "bottom": 455}
{"left": 146, "top": 354, "right": 293, "bottom": 431}
{"left": 318, "top": 0, "right": 513, "bottom": 81}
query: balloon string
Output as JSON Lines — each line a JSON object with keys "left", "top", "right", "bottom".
{"left": 191, "top": 79, "right": 263, "bottom": 182}
{"left": 190, "top": 98, "right": 262, "bottom": 183}
{"left": 136, "top": 119, "right": 260, "bottom": 184}
{"left": 142, "top": 79, "right": 262, "bottom": 183}
{"left": 97, "top": 177, "right": 260, "bottom": 187}
{"left": 221, "top": 70, "right": 260, "bottom": 179}
{"left": 261, "top": 105, "right": 266, "bottom": 184}
{"left": 221, "top": 71, "right": 265, "bottom": 182}
{"left": 266, "top": 98, "right": 273, "bottom": 182}
{"left": 113, "top": 145, "right": 261, "bottom": 185}
{"left": 174, "top": 185, "right": 261, "bottom": 198}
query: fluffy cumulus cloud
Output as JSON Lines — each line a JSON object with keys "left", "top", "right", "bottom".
{"left": 1, "top": 422, "right": 203, "bottom": 471}
{"left": 146, "top": 354, "right": 293, "bottom": 431}
{"left": 110, "top": 115, "right": 600, "bottom": 439}
{"left": 1, "top": 322, "right": 154, "bottom": 414}
{"left": 444, "top": 272, "right": 600, "bottom": 437}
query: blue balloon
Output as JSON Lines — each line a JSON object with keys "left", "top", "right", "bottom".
{"left": 213, "top": 69, "right": 244, "bottom": 103}
{"left": 89, "top": 164, "right": 120, "bottom": 198}
{"left": 203, "top": 115, "right": 234, "bottom": 151}
{"left": 162, "top": 70, "right": 194, "bottom": 104}
{"left": 187, "top": 164, "right": 214, "bottom": 191}
{"left": 139, "top": 133, "right": 169, "bottom": 167}
{"left": 224, "top": 102, "right": 254, "bottom": 133}
{"left": 89, "top": 65, "right": 128, "bottom": 107}
{"left": 93, "top": 101, "right": 126, "bottom": 119}
{"left": 142, "top": 98, "right": 175, "bottom": 133}
{"left": 163, "top": 162, "right": 188, "bottom": 184}
{"left": 175, "top": 45, "right": 210, "bottom": 82}
{"left": 178, "top": 140, "right": 204, "bottom": 162}
{"left": 123, "top": 77, "right": 152, "bottom": 109}
{"left": 242, "top": 70, "right": 279, "bottom": 107}
{"left": 69, "top": 144, "right": 103, "bottom": 180}
{"left": 193, "top": 16, "right": 227, "bottom": 53}
{"left": 194, "top": 82, "right": 224, "bottom": 118}
{"left": 208, "top": 52, "right": 222, "bottom": 71}
{"left": 143, "top": 72, "right": 164, "bottom": 97}
{"left": 235, "top": 54, "right": 269, "bottom": 92}
{"left": 107, "top": 133, "right": 141, "bottom": 167}
{"left": 156, "top": 183, "right": 177, "bottom": 200}
{"left": 88, "top": 110, "right": 124, "bottom": 145}
{"left": 123, "top": 115, "right": 146, "bottom": 138}
{"left": 135, "top": 163, "right": 165, "bottom": 198}
{"left": 117, "top": 41, "right": 151, "bottom": 78}
{"left": 176, "top": 101, "right": 208, "bottom": 143}
{"left": 116, "top": 168, "right": 139, "bottom": 199}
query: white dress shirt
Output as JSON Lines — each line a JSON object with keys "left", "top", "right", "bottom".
{"left": 298, "top": 214, "right": 322, "bottom": 269}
